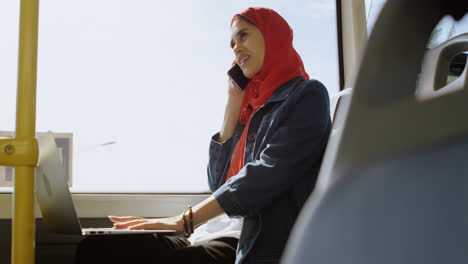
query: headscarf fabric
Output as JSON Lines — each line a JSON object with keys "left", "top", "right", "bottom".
{"left": 225, "top": 7, "right": 309, "bottom": 182}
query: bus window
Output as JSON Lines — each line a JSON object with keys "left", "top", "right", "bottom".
{"left": 0, "top": 0, "right": 340, "bottom": 194}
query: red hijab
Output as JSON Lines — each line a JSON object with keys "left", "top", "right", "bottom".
{"left": 225, "top": 7, "right": 309, "bottom": 182}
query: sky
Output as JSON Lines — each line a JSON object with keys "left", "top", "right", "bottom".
{"left": 0, "top": 0, "right": 339, "bottom": 192}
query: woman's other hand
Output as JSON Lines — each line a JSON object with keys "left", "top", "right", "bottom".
{"left": 109, "top": 215, "right": 185, "bottom": 235}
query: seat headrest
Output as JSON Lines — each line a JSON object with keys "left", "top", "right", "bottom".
{"left": 416, "top": 33, "right": 468, "bottom": 101}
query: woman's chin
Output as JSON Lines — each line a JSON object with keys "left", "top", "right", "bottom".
{"left": 242, "top": 69, "right": 256, "bottom": 79}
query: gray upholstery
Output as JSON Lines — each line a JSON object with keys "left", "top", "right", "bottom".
{"left": 283, "top": 139, "right": 468, "bottom": 264}
{"left": 282, "top": 0, "right": 468, "bottom": 263}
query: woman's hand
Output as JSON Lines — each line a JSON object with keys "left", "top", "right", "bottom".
{"left": 109, "top": 215, "right": 185, "bottom": 235}
{"left": 228, "top": 77, "right": 245, "bottom": 98}
{"left": 218, "top": 78, "right": 245, "bottom": 143}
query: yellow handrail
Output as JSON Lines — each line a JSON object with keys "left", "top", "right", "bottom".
{"left": 9, "top": 0, "right": 39, "bottom": 263}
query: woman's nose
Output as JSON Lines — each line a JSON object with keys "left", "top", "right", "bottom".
{"left": 233, "top": 42, "right": 243, "bottom": 55}
{"left": 234, "top": 46, "right": 243, "bottom": 57}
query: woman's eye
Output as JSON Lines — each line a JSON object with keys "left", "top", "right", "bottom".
{"left": 240, "top": 32, "right": 247, "bottom": 39}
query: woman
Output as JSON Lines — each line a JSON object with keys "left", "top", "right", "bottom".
{"left": 75, "top": 7, "right": 331, "bottom": 264}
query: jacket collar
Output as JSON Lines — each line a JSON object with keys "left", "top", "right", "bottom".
{"left": 266, "top": 77, "right": 304, "bottom": 103}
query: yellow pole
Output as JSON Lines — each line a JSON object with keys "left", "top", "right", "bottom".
{"left": 12, "top": 0, "right": 39, "bottom": 263}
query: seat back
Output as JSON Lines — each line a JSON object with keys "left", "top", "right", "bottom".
{"left": 282, "top": 0, "right": 468, "bottom": 263}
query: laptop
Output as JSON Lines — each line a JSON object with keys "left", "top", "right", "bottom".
{"left": 35, "top": 131, "right": 176, "bottom": 236}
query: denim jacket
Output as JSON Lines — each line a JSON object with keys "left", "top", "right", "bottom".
{"left": 208, "top": 77, "right": 331, "bottom": 264}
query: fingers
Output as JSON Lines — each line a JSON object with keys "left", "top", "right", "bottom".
{"left": 128, "top": 222, "right": 159, "bottom": 230}
{"left": 111, "top": 218, "right": 180, "bottom": 233}
{"left": 109, "top": 216, "right": 161, "bottom": 230}
{"left": 227, "top": 78, "right": 245, "bottom": 97}
{"left": 228, "top": 77, "right": 237, "bottom": 87}
{"left": 114, "top": 219, "right": 163, "bottom": 231}
{"left": 113, "top": 220, "right": 147, "bottom": 230}
{"left": 108, "top": 216, "right": 143, "bottom": 223}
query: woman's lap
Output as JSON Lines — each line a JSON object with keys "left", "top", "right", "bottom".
{"left": 74, "top": 234, "right": 238, "bottom": 264}
{"left": 169, "top": 237, "right": 238, "bottom": 263}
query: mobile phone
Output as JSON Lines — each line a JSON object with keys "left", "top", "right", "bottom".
{"left": 228, "top": 64, "right": 250, "bottom": 90}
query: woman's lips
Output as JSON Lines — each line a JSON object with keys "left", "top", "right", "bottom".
{"left": 237, "top": 55, "right": 250, "bottom": 66}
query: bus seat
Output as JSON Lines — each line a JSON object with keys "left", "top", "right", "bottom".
{"left": 315, "top": 88, "right": 352, "bottom": 192}
{"left": 282, "top": 0, "right": 468, "bottom": 263}
{"left": 330, "top": 88, "right": 353, "bottom": 123}
{"left": 416, "top": 33, "right": 468, "bottom": 101}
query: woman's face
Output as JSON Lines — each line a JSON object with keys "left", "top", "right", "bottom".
{"left": 230, "top": 18, "right": 265, "bottom": 78}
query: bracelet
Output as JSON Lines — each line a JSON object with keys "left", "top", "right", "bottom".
{"left": 182, "top": 213, "right": 189, "bottom": 237}
{"left": 183, "top": 206, "right": 194, "bottom": 237}
{"left": 188, "top": 206, "right": 194, "bottom": 234}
